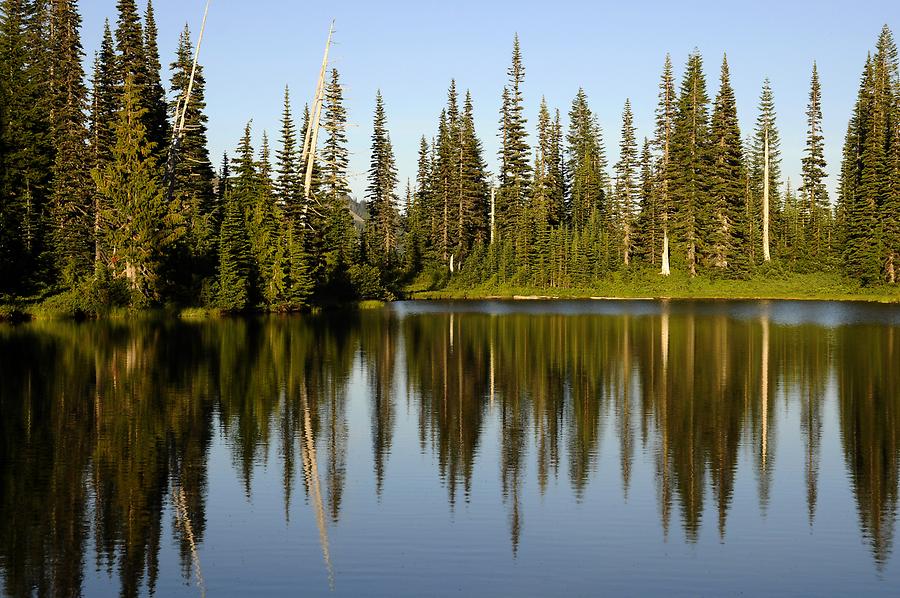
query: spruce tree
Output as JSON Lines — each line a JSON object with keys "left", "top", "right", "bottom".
{"left": 320, "top": 68, "right": 356, "bottom": 293}
{"left": 0, "top": 0, "right": 54, "bottom": 290}
{"left": 566, "top": 88, "right": 607, "bottom": 230}
{"left": 93, "top": 75, "right": 180, "bottom": 307}
{"left": 497, "top": 34, "right": 531, "bottom": 239}
{"left": 114, "top": 0, "right": 145, "bottom": 95}
{"left": 654, "top": 54, "right": 676, "bottom": 275}
{"left": 91, "top": 21, "right": 118, "bottom": 167}
{"left": 49, "top": 0, "right": 93, "bottom": 284}
{"left": 708, "top": 55, "right": 749, "bottom": 276}
{"left": 276, "top": 85, "right": 301, "bottom": 218}
{"left": 217, "top": 186, "right": 251, "bottom": 311}
{"left": 634, "top": 138, "right": 659, "bottom": 265}
{"left": 614, "top": 99, "right": 639, "bottom": 266}
{"left": 168, "top": 24, "right": 215, "bottom": 273}
{"left": 365, "top": 90, "right": 399, "bottom": 267}
{"left": 750, "top": 79, "right": 782, "bottom": 264}
{"left": 800, "top": 62, "right": 830, "bottom": 262}
{"left": 142, "top": 0, "right": 168, "bottom": 159}
{"left": 669, "top": 51, "right": 711, "bottom": 276}
{"left": 457, "top": 91, "right": 490, "bottom": 257}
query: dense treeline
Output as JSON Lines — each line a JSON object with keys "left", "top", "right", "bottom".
{"left": 0, "top": 2, "right": 898, "bottom": 312}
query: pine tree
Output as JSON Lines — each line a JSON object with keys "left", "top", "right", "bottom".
{"left": 0, "top": 0, "right": 54, "bottom": 290}
{"left": 48, "top": 0, "right": 93, "bottom": 284}
{"left": 320, "top": 68, "right": 356, "bottom": 293}
{"left": 217, "top": 187, "right": 251, "bottom": 311}
{"left": 566, "top": 88, "right": 607, "bottom": 230}
{"left": 750, "top": 79, "right": 782, "bottom": 264}
{"left": 497, "top": 34, "right": 531, "bottom": 239}
{"left": 91, "top": 20, "right": 118, "bottom": 166}
{"left": 252, "top": 132, "right": 283, "bottom": 305}
{"left": 839, "top": 57, "right": 878, "bottom": 282}
{"left": 93, "top": 75, "right": 180, "bottom": 307}
{"left": 708, "top": 55, "right": 748, "bottom": 276}
{"left": 634, "top": 138, "right": 659, "bottom": 265}
{"left": 114, "top": 0, "right": 145, "bottom": 96}
{"left": 459, "top": 91, "right": 489, "bottom": 257}
{"left": 142, "top": 0, "right": 168, "bottom": 159}
{"left": 365, "top": 90, "right": 399, "bottom": 266}
{"left": 614, "top": 99, "right": 639, "bottom": 266}
{"left": 669, "top": 51, "right": 711, "bottom": 277}
{"left": 800, "top": 62, "right": 830, "bottom": 262}
{"left": 654, "top": 54, "right": 677, "bottom": 275}
{"left": 168, "top": 24, "right": 215, "bottom": 276}
{"left": 276, "top": 85, "right": 301, "bottom": 218}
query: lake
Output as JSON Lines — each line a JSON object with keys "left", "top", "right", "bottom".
{"left": 1, "top": 300, "right": 899, "bottom": 596}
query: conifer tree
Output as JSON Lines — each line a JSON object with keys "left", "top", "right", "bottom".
{"left": 708, "top": 55, "right": 748, "bottom": 276}
{"left": 217, "top": 187, "right": 251, "bottom": 311}
{"left": 750, "top": 79, "right": 782, "bottom": 263}
{"left": 365, "top": 90, "right": 399, "bottom": 267}
{"left": 800, "top": 62, "right": 830, "bottom": 262}
{"left": 497, "top": 34, "right": 531, "bottom": 239}
{"left": 167, "top": 24, "right": 215, "bottom": 287}
{"left": 252, "top": 132, "right": 284, "bottom": 305}
{"left": 142, "top": 0, "right": 167, "bottom": 159}
{"left": 93, "top": 75, "right": 180, "bottom": 306}
{"left": 276, "top": 86, "right": 301, "bottom": 217}
{"left": 669, "top": 51, "right": 711, "bottom": 276}
{"left": 48, "top": 0, "right": 93, "bottom": 283}
{"left": 634, "top": 138, "right": 659, "bottom": 265}
{"left": 114, "top": 0, "right": 145, "bottom": 95}
{"left": 614, "top": 99, "right": 639, "bottom": 266}
{"left": 654, "top": 54, "right": 677, "bottom": 275}
{"left": 0, "top": 0, "right": 53, "bottom": 289}
{"left": 459, "top": 91, "right": 490, "bottom": 256}
{"left": 566, "top": 88, "right": 607, "bottom": 230}
{"left": 91, "top": 21, "right": 118, "bottom": 167}
{"left": 320, "top": 68, "right": 356, "bottom": 292}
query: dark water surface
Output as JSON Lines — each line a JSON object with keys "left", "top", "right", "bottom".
{"left": 2, "top": 300, "right": 900, "bottom": 596}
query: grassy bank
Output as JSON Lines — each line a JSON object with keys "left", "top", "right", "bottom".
{"left": 408, "top": 272, "right": 900, "bottom": 303}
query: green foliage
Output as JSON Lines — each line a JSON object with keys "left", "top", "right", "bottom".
{"left": 93, "top": 75, "right": 180, "bottom": 308}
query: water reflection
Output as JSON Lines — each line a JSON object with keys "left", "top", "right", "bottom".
{"left": 0, "top": 301, "right": 899, "bottom": 595}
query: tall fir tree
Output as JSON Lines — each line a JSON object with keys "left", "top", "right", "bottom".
{"left": 48, "top": 0, "right": 93, "bottom": 283}
{"left": 708, "top": 55, "right": 749, "bottom": 276}
{"left": 497, "top": 34, "right": 531, "bottom": 239}
{"left": 276, "top": 85, "right": 302, "bottom": 218}
{"left": 800, "top": 62, "right": 830, "bottom": 262}
{"left": 168, "top": 24, "right": 216, "bottom": 283}
{"left": 113, "top": 0, "right": 145, "bottom": 97}
{"left": 457, "top": 90, "right": 490, "bottom": 258}
{"left": 93, "top": 75, "right": 180, "bottom": 307}
{"left": 365, "top": 90, "right": 399, "bottom": 267}
{"left": 654, "top": 54, "right": 677, "bottom": 275}
{"left": 634, "top": 138, "right": 660, "bottom": 265}
{"left": 614, "top": 99, "right": 639, "bottom": 266}
{"left": 142, "top": 0, "right": 168, "bottom": 159}
{"left": 320, "top": 68, "right": 356, "bottom": 293}
{"left": 669, "top": 51, "right": 711, "bottom": 276}
{"left": 0, "top": 0, "right": 54, "bottom": 290}
{"left": 750, "top": 79, "right": 782, "bottom": 264}
{"left": 566, "top": 88, "right": 607, "bottom": 230}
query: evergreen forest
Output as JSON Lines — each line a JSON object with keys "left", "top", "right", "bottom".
{"left": 2, "top": 1, "right": 900, "bottom": 316}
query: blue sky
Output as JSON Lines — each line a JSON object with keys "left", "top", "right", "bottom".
{"left": 80, "top": 0, "right": 896, "bottom": 202}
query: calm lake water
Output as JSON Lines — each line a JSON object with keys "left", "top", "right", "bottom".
{"left": 2, "top": 300, "right": 900, "bottom": 597}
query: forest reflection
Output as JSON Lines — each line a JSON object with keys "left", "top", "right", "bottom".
{"left": 1, "top": 302, "right": 899, "bottom": 596}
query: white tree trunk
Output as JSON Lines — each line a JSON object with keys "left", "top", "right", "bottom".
{"left": 490, "top": 187, "right": 496, "bottom": 245}
{"left": 763, "top": 127, "right": 771, "bottom": 262}
{"left": 661, "top": 229, "right": 671, "bottom": 276}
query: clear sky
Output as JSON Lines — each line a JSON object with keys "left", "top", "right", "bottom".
{"left": 80, "top": 0, "right": 897, "bottom": 203}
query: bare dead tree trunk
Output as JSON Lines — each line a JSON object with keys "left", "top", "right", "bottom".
{"left": 763, "top": 127, "right": 771, "bottom": 262}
